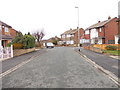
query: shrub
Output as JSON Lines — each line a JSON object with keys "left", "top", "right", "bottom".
{"left": 22, "top": 34, "right": 35, "bottom": 49}
{"left": 12, "top": 32, "right": 23, "bottom": 44}
{"left": 6, "top": 42, "right": 12, "bottom": 47}
{"left": 105, "top": 45, "right": 117, "bottom": 50}
{"left": 13, "top": 43, "right": 24, "bottom": 49}
{"left": 12, "top": 32, "right": 35, "bottom": 49}
{"left": 52, "top": 40, "right": 57, "bottom": 45}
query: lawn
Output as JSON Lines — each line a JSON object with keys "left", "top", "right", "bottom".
{"left": 104, "top": 50, "right": 120, "bottom": 56}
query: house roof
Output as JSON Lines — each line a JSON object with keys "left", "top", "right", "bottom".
{"left": 86, "top": 17, "right": 117, "bottom": 30}
{"left": 0, "top": 21, "right": 12, "bottom": 28}
{"left": 48, "top": 36, "right": 62, "bottom": 41}
{"left": 42, "top": 36, "right": 62, "bottom": 43}
{"left": 2, "top": 35, "right": 12, "bottom": 40}
{"left": 61, "top": 28, "right": 79, "bottom": 35}
{"left": 116, "top": 18, "right": 120, "bottom": 22}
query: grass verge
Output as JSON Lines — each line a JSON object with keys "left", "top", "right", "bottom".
{"left": 104, "top": 50, "right": 120, "bottom": 56}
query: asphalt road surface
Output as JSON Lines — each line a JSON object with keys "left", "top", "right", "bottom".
{"left": 2, "top": 47, "right": 118, "bottom": 88}
{"left": 2, "top": 49, "right": 46, "bottom": 73}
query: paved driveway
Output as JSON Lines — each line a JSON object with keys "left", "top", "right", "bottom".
{"left": 2, "top": 47, "right": 118, "bottom": 88}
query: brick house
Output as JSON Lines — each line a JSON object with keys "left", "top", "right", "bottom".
{"left": 10, "top": 28, "right": 18, "bottom": 38}
{"left": 61, "top": 28, "right": 84, "bottom": 45}
{"left": 115, "top": 16, "right": 120, "bottom": 44}
{"left": 0, "top": 21, "right": 18, "bottom": 47}
{"left": 80, "top": 29, "right": 90, "bottom": 45}
{"left": 83, "top": 17, "right": 118, "bottom": 44}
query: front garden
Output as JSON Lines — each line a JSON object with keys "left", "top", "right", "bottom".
{"left": 104, "top": 50, "right": 120, "bottom": 56}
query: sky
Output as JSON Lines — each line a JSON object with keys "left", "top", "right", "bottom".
{"left": 118, "top": 1, "right": 120, "bottom": 16}
{"left": 0, "top": 0, "right": 119, "bottom": 39}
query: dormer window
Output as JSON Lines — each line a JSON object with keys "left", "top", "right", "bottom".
{"left": 5, "top": 27, "right": 9, "bottom": 32}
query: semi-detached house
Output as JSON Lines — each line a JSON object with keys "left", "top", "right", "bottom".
{"left": 82, "top": 17, "right": 118, "bottom": 45}
{"left": 0, "top": 21, "right": 18, "bottom": 47}
{"left": 61, "top": 28, "right": 84, "bottom": 45}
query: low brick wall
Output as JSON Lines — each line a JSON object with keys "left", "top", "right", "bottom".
{"left": 83, "top": 46, "right": 103, "bottom": 53}
{"left": 13, "top": 48, "right": 35, "bottom": 57}
{"left": 93, "top": 44, "right": 120, "bottom": 50}
{"left": 90, "top": 46, "right": 103, "bottom": 53}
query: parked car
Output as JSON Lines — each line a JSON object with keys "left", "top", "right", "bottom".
{"left": 46, "top": 42, "right": 54, "bottom": 48}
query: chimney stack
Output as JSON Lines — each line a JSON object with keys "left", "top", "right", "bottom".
{"left": 108, "top": 16, "right": 111, "bottom": 19}
{"left": 98, "top": 21, "right": 101, "bottom": 23}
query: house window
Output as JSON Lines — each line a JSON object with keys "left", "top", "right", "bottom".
{"left": 2, "top": 26, "right": 4, "bottom": 28}
{"left": 85, "top": 30, "right": 89, "bottom": 34}
{"left": 108, "top": 40, "right": 115, "bottom": 44}
{"left": 99, "top": 28, "right": 102, "bottom": 32}
{"left": 0, "top": 25, "right": 1, "bottom": 30}
{"left": 90, "top": 29, "right": 98, "bottom": 39}
{"left": 71, "top": 34, "right": 74, "bottom": 37}
{"left": 62, "top": 35, "right": 66, "bottom": 38}
{"left": 4, "top": 27, "right": 9, "bottom": 32}
{"left": 67, "top": 34, "right": 71, "bottom": 37}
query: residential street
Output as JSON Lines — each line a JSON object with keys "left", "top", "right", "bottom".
{"left": 2, "top": 47, "right": 118, "bottom": 88}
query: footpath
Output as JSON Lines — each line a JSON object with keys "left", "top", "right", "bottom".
{"left": 1, "top": 49, "right": 46, "bottom": 73}
{"left": 75, "top": 47, "right": 120, "bottom": 85}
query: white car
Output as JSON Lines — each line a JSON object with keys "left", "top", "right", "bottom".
{"left": 46, "top": 42, "right": 54, "bottom": 48}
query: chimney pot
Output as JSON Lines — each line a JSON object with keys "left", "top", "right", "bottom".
{"left": 108, "top": 16, "right": 111, "bottom": 19}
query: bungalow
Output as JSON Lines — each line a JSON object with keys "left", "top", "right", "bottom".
{"left": 61, "top": 28, "right": 84, "bottom": 45}
{"left": 0, "top": 21, "right": 18, "bottom": 47}
{"left": 84, "top": 17, "right": 118, "bottom": 44}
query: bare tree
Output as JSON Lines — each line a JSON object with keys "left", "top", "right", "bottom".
{"left": 33, "top": 28, "right": 45, "bottom": 46}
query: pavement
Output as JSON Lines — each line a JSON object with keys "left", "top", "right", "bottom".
{"left": 2, "top": 47, "right": 118, "bottom": 88}
{"left": 75, "top": 47, "right": 120, "bottom": 79}
{"left": 1, "top": 49, "right": 46, "bottom": 73}
{"left": 110, "top": 56, "right": 120, "bottom": 60}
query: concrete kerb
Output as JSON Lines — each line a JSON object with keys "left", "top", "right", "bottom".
{"left": 74, "top": 50, "right": 120, "bottom": 86}
{"left": 0, "top": 57, "right": 13, "bottom": 62}
{"left": 0, "top": 55, "right": 34, "bottom": 79}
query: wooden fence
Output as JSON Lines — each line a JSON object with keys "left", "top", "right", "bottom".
{"left": 92, "top": 44, "right": 120, "bottom": 50}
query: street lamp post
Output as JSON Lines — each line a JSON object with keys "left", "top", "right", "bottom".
{"left": 75, "top": 6, "right": 80, "bottom": 47}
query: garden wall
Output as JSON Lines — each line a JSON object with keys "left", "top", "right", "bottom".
{"left": 93, "top": 44, "right": 120, "bottom": 50}
{"left": 83, "top": 46, "right": 103, "bottom": 53}
{"left": 13, "top": 48, "right": 35, "bottom": 57}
